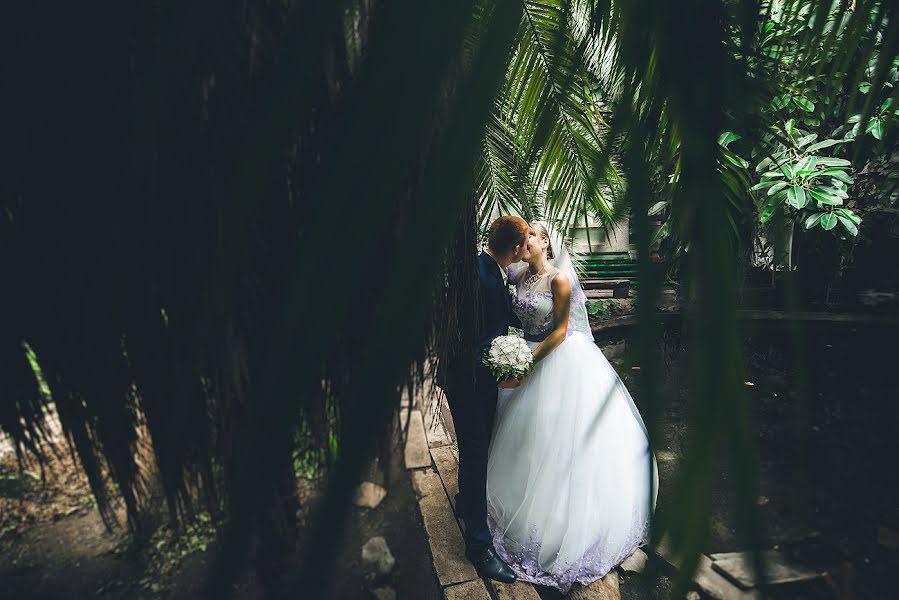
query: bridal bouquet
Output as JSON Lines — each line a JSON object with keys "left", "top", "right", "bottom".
{"left": 483, "top": 335, "right": 533, "bottom": 381}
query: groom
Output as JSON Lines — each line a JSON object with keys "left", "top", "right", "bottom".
{"left": 440, "top": 215, "right": 530, "bottom": 583}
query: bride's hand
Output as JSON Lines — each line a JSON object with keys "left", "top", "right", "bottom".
{"left": 499, "top": 375, "right": 525, "bottom": 389}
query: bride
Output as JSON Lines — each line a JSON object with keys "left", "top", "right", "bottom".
{"left": 486, "top": 221, "right": 659, "bottom": 592}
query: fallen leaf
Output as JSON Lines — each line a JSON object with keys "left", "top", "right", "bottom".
{"left": 757, "top": 495, "right": 770, "bottom": 506}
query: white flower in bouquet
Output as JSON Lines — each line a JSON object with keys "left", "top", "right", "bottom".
{"left": 483, "top": 335, "right": 533, "bottom": 381}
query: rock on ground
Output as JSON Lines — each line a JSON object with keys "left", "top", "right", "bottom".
{"left": 361, "top": 536, "right": 396, "bottom": 575}
{"left": 372, "top": 586, "right": 397, "bottom": 600}
{"left": 619, "top": 548, "right": 648, "bottom": 573}
{"left": 354, "top": 482, "right": 387, "bottom": 509}
{"left": 567, "top": 570, "right": 620, "bottom": 600}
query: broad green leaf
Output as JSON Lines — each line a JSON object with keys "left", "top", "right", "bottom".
{"left": 760, "top": 196, "right": 782, "bottom": 224}
{"left": 787, "top": 185, "right": 807, "bottom": 209}
{"left": 718, "top": 131, "right": 740, "bottom": 147}
{"left": 793, "top": 97, "right": 815, "bottom": 112}
{"left": 835, "top": 208, "right": 862, "bottom": 225}
{"left": 847, "top": 114, "right": 862, "bottom": 124}
{"left": 816, "top": 157, "right": 851, "bottom": 167}
{"left": 724, "top": 152, "right": 750, "bottom": 169}
{"left": 795, "top": 156, "right": 817, "bottom": 174}
{"left": 871, "top": 119, "right": 884, "bottom": 140}
{"left": 818, "top": 185, "right": 848, "bottom": 199}
{"left": 809, "top": 168, "right": 853, "bottom": 185}
{"left": 836, "top": 215, "right": 858, "bottom": 236}
{"left": 882, "top": 98, "right": 893, "bottom": 113}
{"left": 767, "top": 181, "right": 790, "bottom": 196}
{"left": 806, "top": 139, "right": 843, "bottom": 153}
{"left": 648, "top": 201, "right": 667, "bottom": 216}
{"left": 804, "top": 213, "right": 823, "bottom": 229}
{"left": 820, "top": 213, "right": 837, "bottom": 230}
{"left": 859, "top": 82, "right": 871, "bottom": 94}
{"left": 755, "top": 156, "right": 773, "bottom": 173}
{"left": 808, "top": 188, "right": 843, "bottom": 205}
{"left": 796, "top": 133, "right": 817, "bottom": 148}
{"left": 761, "top": 169, "right": 787, "bottom": 179}
{"left": 750, "top": 180, "right": 779, "bottom": 191}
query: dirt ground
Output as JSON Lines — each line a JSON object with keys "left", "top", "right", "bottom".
{"left": 0, "top": 419, "right": 440, "bottom": 600}
{"left": 3, "top": 315, "right": 897, "bottom": 599}
{"left": 597, "top": 316, "right": 899, "bottom": 599}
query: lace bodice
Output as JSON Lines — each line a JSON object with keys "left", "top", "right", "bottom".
{"left": 509, "top": 265, "right": 563, "bottom": 342}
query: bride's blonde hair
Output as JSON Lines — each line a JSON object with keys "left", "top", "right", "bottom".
{"left": 530, "top": 222, "right": 554, "bottom": 259}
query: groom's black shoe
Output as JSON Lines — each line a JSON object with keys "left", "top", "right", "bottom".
{"left": 465, "top": 545, "right": 517, "bottom": 583}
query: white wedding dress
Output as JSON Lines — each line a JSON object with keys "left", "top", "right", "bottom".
{"left": 486, "top": 258, "right": 658, "bottom": 592}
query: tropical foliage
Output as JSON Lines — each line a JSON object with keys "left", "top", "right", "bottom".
{"left": 2, "top": 1, "right": 896, "bottom": 598}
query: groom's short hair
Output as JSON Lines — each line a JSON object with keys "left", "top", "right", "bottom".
{"left": 487, "top": 216, "right": 528, "bottom": 254}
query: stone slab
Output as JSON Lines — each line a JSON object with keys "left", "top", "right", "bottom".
{"left": 419, "top": 488, "right": 479, "bottom": 585}
{"left": 444, "top": 579, "right": 491, "bottom": 600}
{"left": 709, "top": 550, "right": 820, "bottom": 589}
{"left": 412, "top": 468, "right": 446, "bottom": 499}
{"left": 656, "top": 538, "right": 759, "bottom": 600}
{"left": 488, "top": 580, "right": 542, "bottom": 600}
{"left": 404, "top": 409, "right": 432, "bottom": 469}
{"left": 430, "top": 445, "right": 460, "bottom": 512}
{"left": 399, "top": 409, "right": 409, "bottom": 433}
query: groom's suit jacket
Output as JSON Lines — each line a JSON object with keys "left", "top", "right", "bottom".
{"left": 441, "top": 251, "right": 522, "bottom": 393}
{"left": 474, "top": 251, "right": 522, "bottom": 377}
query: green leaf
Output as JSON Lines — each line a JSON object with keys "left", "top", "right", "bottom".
{"left": 760, "top": 196, "right": 782, "bottom": 224}
{"left": 816, "top": 157, "right": 851, "bottom": 167}
{"left": 806, "top": 139, "right": 843, "bottom": 153}
{"left": 793, "top": 97, "right": 815, "bottom": 112}
{"left": 767, "top": 181, "right": 790, "bottom": 196}
{"left": 787, "top": 185, "right": 807, "bottom": 208}
{"left": 796, "top": 133, "right": 818, "bottom": 148}
{"left": 750, "top": 180, "right": 779, "bottom": 191}
{"left": 819, "top": 185, "right": 848, "bottom": 199}
{"left": 835, "top": 208, "right": 862, "bottom": 225}
{"left": 795, "top": 155, "right": 817, "bottom": 174}
{"left": 755, "top": 156, "right": 774, "bottom": 173}
{"left": 808, "top": 188, "right": 843, "bottom": 205}
{"left": 723, "top": 152, "right": 750, "bottom": 169}
{"left": 804, "top": 213, "right": 824, "bottom": 230}
{"left": 836, "top": 215, "right": 858, "bottom": 236}
{"left": 761, "top": 169, "right": 787, "bottom": 179}
{"left": 882, "top": 98, "right": 893, "bottom": 113}
{"left": 808, "top": 168, "right": 853, "bottom": 185}
{"left": 859, "top": 82, "right": 871, "bottom": 94}
{"left": 648, "top": 201, "right": 667, "bottom": 216}
{"left": 772, "top": 94, "right": 791, "bottom": 110}
{"left": 820, "top": 213, "right": 837, "bottom": 230}
{"left": 718, "top": 131, "right": 740, "bottom": 147}
{"left": 848, "top": 114, "right": 862, "bottom": 124}
{"left": 871, "top": 119, "right": 884, "bottom": 140}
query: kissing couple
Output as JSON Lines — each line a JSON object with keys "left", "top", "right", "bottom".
{"left": 438, "top": 216, "right": 658, "bottom": 592}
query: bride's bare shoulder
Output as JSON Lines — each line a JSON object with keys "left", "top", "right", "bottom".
{"left": 550, "top": 270, "right": 571, "bottom": 295}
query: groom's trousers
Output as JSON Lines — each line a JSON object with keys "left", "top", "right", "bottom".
{"left": 444, "top": 371, "right": 498, "bottom": 553}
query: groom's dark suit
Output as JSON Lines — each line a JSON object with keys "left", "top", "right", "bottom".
{"left": 442, "top": 251, "right": 521, "bottom": 552}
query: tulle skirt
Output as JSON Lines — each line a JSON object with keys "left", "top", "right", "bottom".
{"left": 486, "top": 332, "right": 658, "bottom": 591}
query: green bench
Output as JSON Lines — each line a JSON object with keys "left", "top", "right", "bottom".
{"left": 576, "top": 250, "right": 637, "bottom": 298}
